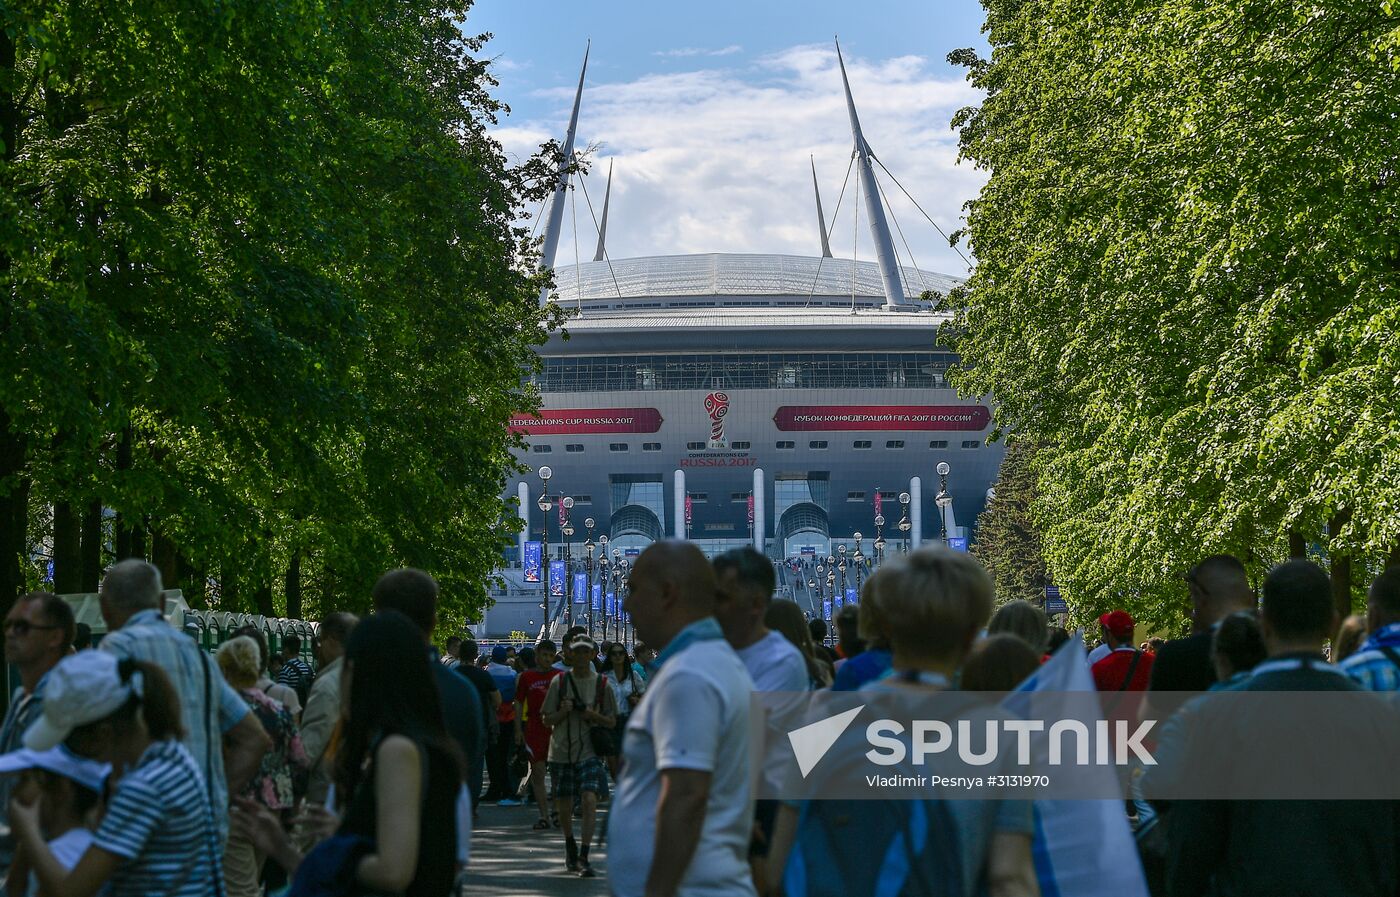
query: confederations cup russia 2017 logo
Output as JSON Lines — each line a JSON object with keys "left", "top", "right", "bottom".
{"left": 704, "top": 392, "right": 730, "bottom": 449}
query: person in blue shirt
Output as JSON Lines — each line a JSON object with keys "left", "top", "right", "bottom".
{"left": 1339, "top": 567, "right": 1400, "bottom": 691}
{"left": 831, "top": 571, "right": 892, "bottom": 691}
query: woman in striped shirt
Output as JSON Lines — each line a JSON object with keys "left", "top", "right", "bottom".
{"left": 9, "top": 650, "right": 223, "bottom": 897}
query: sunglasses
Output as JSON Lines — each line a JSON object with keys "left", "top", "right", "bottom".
{"left": 3, "top": 620, "right": 60, "bottom": 637}
{"left": 609, "top": 649, "right": 626, "bottom": 656}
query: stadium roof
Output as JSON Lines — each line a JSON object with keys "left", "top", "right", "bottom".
{"left": 548, "top": 253, "right": 965, "bottom": 305}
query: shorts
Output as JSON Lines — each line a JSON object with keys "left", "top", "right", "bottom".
{"left": 524, "top": 724, "right": 551, "bottom": 764}
{"left": 549, "top": 758, "right": 609, "bottom": 800}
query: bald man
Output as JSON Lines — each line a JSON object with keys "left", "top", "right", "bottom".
{"left": 610, "top": 541, "right": 758, "bottom": 897}
{"left": 1149, "top": 554, "right": 1257, "bottom": 711}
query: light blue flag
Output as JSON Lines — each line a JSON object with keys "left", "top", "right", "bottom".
{"left": 1004, "top": 634, "right": 1150, "bottom": 897}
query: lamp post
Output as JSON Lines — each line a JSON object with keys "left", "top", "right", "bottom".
{"left": 618, "top": 558, "right": 631, "bottom": 647}
{"left": 583, "top": 517, "right": 596, "bottom": 637}
{"left": 872, "top": 516, "right": 886, "bottom": 567}
{"left": 897, "top": 491, "right": 911, "bottom": 553}
{"left": 807, "top": 578, "right": 818, "bottom": 620}
{"left": 837, "top": 544, "right": 848, "bottom": 597}
{"left": 935, "top": 461, "right": 951, "bottom": 545}
{"left": 561, "top": 496, "right": 575, "bottom": 627}
{"left": 612, "top": 548, "right": 623, "bottom": 643}
{"left": 537, "top": 466, "right": 553, "bottom": 628}
{"left": 852, "top": 532, "right": 864, "bottom": 592}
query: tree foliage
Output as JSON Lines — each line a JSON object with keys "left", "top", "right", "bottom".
{"left": 0, "top": 0, "right": 562, "bottom": 626}
{"left": 946, "top": 0, "right": 1400, "bottom": 630}
{"left": 973, "top": 439, "right": 1051, "bottom": 607}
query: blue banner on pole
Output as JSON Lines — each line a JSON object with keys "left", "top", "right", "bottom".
{"left": 845, "top": 587, "right": 857, "bottom": 607}
{"left": 823, "top": 599, "right": 832, "bottom": 620}
{"left": 549, "top": 560, "right": 566, "bottom": 598}
{"left": 523, "top": 541, "right": 542, "bottom": 583}
{"left": 948, "top": 536, "right": 968, "bottom": 552}
{"left": 592, "top": 583, "right": 602, "bottom": 610}
{"left": 605, "top": 593, "right": 615, "bottom": 615}
{"left": 573, "top": 573, "right": 588, "bottom": 605}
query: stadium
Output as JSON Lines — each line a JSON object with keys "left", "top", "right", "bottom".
{"left": 483, "top": 46, "right": 1004, "bottom": 639}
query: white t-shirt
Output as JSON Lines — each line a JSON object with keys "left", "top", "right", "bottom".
{"left": 1087, "top": 643, "right": 1112, "bottom": 667}
{"left": 28, "top": 828, "right": 94, "bottom": 896}
{"left": 609, "top": 637, "right": 758, "bottom": 897}
{"left": 735, "top": 630, "right": 809, "bottom": 693}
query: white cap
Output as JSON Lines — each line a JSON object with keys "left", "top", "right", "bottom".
{"left": 567, "top": 635, "right": 597, "bottom": 653}
{"left": 24, "top": 651, "right": 142, "bottom": 752}
{"left": 0, "top": 745, "right": 110, "bottom": 793}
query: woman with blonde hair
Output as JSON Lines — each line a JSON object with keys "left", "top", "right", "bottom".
{"left": 216, "top": 636, "right": 307, "bottom": 897}
{"left": 764, "top": 599, "right": 834, "bottom": 688}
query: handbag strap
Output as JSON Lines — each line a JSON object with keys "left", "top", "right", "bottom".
{"left": 1118, "top": 650, "right": 1144, "bottom": 692}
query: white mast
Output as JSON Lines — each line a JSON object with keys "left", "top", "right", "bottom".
{"left": 538, "top": 42, "right": 589, "bottom": 307}
{"left": 593, "top": 158, "right": 612, "bottom": 262}
{"left": 835, "top": 40, "right": 904, "bottom": 310}
{"left": 811, "top": 156, "right": 833, "bottom": 259}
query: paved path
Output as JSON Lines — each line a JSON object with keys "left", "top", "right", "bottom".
{"left": 459, "top": 801, "right": 613, "bottom": 897}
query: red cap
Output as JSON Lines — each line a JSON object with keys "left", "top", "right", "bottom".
{"left": 1098, "top": 610, "right": 1135, "bottom": 638}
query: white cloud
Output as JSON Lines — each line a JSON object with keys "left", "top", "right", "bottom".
{"left": 653, "top": 45, "right": 744, "bottom": 58}
{"left": 493, "top": 44, "right": 984, "bottom": 276}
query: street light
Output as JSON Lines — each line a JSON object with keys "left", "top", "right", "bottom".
{"left": 935, "top": 461, "right": 951, "bottom": 545}
{"left": 538, "top": 466, "right": 553, "bottom": 630}
{"left": 897, "top": 491, "right": 911, "bottom": 553}
{"left": 583, "top": 517, "right": 596, "bottom": 637}
{"left": 561, "top": 496, "right": 575, "bottom": 626}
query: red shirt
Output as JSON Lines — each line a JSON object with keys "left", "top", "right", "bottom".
{"left": 518, "top": 668, "right": 562, "bottom": 730}
{"left": 1091, "top": 647, "right": 1154, "bottom": 692}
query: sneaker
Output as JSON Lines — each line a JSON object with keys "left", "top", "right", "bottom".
{"left": 565, "top": 839, "right": 579, "bottom": 872}
{"left": 497, "top": 798, "right": 522, "bottom": 807}
{"left": 578, "top": 860, "right": 595, "bottom": 878}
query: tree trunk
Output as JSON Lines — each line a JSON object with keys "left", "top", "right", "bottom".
{"left": 285, "top": 551, "right": 302, "bottom": 621}
{"left": 253, "top": 582, "right": 275, "bottom": 619}
{"left": 150, "top": 530, "right": 178, "bottom": 589}
{"left": 113, "top": 427, "right": 135, "bottom": 559}
{"left": 1329, "top": 511, "right": 1353, "bottom": 633}
{"left": 1288, "top": 530, "right": 1307, "bottom": 560}
{"left": 52, "top": 501, "right": 82, "bottom": 593}
{"left": 80, "top": 500, "right": 102, "bottom": 591}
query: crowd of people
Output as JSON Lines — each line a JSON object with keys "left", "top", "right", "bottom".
{"left": 0, "top": 544, "right": 1397, "bottom": 896}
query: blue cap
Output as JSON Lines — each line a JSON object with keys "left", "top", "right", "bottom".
{"left": 491, "top": 645, "right": 508, "bottom": 663}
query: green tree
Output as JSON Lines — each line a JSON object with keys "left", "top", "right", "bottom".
{"left": 1, "top": 0, "right": 561, "bottom": 633}
{"left": 945, "top": 0, "right": 1400, "bottom": 630}
{"left": 973, "top": 439, "right": 1051, "bottom": 607}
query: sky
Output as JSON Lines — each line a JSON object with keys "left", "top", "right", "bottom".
{"left": 465, "top": 0, "right": 991, "bottom": 276}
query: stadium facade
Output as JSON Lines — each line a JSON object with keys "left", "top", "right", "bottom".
{"left": 483, "top": 45, "right": 1003, "bottom": 638}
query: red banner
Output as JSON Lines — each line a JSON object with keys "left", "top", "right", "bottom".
{"left": 772, "top": 405, "right": 990, "bottom": 432}
{"left": 747, "top": 494, "right": 755, "bottom": 524}
{"left": 685, "top": 495, "right": 693, "bottom": 526}
{"left": 509, "top": 408, "right": 663, "bottom": 435}
{"left": 874, "top": 491, "right": 883, "bottom": 517}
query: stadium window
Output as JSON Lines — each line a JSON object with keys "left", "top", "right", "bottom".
{"left": 879, "top": 491, "right": 899, "bottom": 502}
{"left": 731, "top": 492, "right": 749, "bottom": 502}
{"left": 531, "top": 444, "right": 552, "bottom": 453}
{"left": 573, "top": 495, "right": 592, "bottom": 505}
{"left": 853, "top": 440, "right": 872, "bottom": 449}
{"left": 609, "top": 443, "right": 629, "bottom": 452}
{"left": 686, "top": 441, "right": 706, "bottom": 451}
{"left": 565, "top": 444, "right": 584, "bottom": 453}
{"left": 776, "top": 441, "right": 796, "bottom": 450}
{"left": 809, "top": 440, "right": 829, "bottom": 450}
{"left": 961, "top": 440, "right": 982, "bottom": 449}
{"left": 929, "top": 440, "right": 949, "bottom": 449}
{"left": 643, "top": 442, "right": 662, "bottom": 452}
{"left": 886, "top": 440, "right": 906, "bottom": 449}
{"left": 691, "top": 492, "right": 709, "bottom": 502}
{"left": 847, "top": 491, "right": 866, "bottom": 502}
{"left": 731, "top": 441, "right": 751, "bottom": 450}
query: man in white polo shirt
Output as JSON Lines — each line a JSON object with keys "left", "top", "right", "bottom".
{"left": 610, "top": 541, "right": 757, "bottom": 897}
